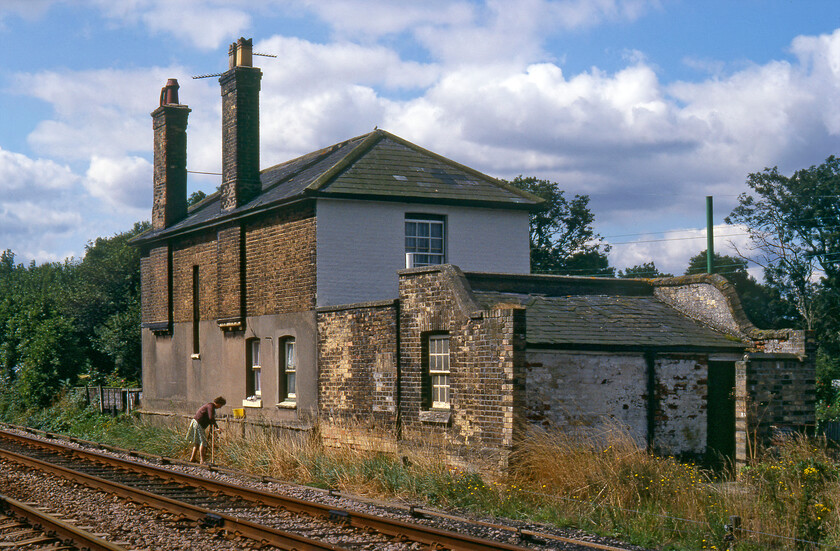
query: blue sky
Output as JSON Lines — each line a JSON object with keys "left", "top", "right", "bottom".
{"left": 2, "top": 0, "right": 840, "bottom": 275}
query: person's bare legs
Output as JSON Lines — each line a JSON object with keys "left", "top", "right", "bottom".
{"left": 199, "top": 443, "right": 208, "bottom": 464}
{"left": 189, "top": 445, "right": 199, "bottom": 463}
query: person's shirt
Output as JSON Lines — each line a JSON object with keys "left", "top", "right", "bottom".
{"left": 194, "top": 402, "right": 217, "bottom": 429}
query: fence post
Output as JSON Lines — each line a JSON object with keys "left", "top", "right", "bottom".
{"left": 98, "top": 386, "right": 104, "bottom": 414}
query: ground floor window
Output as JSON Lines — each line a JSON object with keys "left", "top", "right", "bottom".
{"left": 427, "top": 334, "right": 450, "bottom": 409}
{"left": 247, "top": 338, "right": 261, "bottom": 400}
{"left": 280, "top": 337, "right": 296, "bottom": 402}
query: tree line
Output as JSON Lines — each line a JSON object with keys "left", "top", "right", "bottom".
{"left": 0, "top": 222, "right": 147, "bottom": 411}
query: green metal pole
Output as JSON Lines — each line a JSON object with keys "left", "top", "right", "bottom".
{"left": 706, "top": 196, "right": 714, "bottom": 274}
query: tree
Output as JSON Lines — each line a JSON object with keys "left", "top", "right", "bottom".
{"left": 725, "top": 157, "right": 840, "bottom": 329}
{"left": 65, "top": 222, "right": 148, "bottom": 383}
{"left": 685, "top": 250, "right": 798, "bottom": 330}
{"left": 188, "top": 190, "right": 207, "bottom": 207}
{"left": 618, "top": 261, "right": 673, "bottom": 279}
{"left": 508, "top": 176, "right": 612, "bottom": 276}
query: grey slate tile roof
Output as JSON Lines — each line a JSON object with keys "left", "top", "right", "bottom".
{"left": 134, "top": 129, "right": 540, "bottom": 244}
{"left": 473, "top": 290, "right": 746, "bottom": 351}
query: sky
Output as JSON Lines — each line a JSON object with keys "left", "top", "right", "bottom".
{"left": 2, "top": 0, "right": 840, "bottom": 277}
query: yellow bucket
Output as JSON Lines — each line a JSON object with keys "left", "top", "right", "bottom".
{"left": 232, "top": 408, "right": 245, "bottom": 419}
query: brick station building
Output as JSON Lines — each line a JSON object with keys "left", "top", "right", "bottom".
{"left": 133, "top": 38, "right": 814, "bottom": 471}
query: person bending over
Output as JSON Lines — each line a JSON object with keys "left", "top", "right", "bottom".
{"left": 186, "top": 396, "right": 226, "bottom": 464}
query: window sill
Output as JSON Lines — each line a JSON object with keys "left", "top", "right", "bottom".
{"left": 419, "top": 409, "right": 451, "bottom": 424}
{"left": 276, "top": 401, "right": 297, "bottom": 410}
{"left": 242, "top": 398, "right": 262, "bottom": 408}
{"left": 190, "top": 353, "right": 200, "bottom": 360}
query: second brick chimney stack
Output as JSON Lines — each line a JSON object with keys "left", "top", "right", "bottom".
{"left": 151, "top": 79, "right": 190, "bottom": 230}
{"left": 219, "top": 37, "right": 262, "bottom": 211}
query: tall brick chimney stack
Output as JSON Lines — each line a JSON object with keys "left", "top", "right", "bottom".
{"left": 219, "top": 37, "right": 262, "bottom": 211}
{"left": 151, "top": 79, "right": 190, "bottom": 230}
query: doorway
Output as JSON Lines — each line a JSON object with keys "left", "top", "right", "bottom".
{"left": 707, "top": 361, "right": 735, "bottom": 466}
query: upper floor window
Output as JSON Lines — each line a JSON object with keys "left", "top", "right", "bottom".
{"left": 405, "top": 214, "right": 445, "bottom": 268}
{"left": 427, "top": 334, "right": 450, "bottom": 409}
{"left": 280, "top": 338, "right": 296, "bottom": 402}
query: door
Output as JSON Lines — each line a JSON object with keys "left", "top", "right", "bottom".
{"left": 707, "top": 361, "right": 735, "bottom": 465}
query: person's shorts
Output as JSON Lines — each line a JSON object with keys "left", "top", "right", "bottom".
{"left": 185, "top": 419, "right": 208, "bottom": 446}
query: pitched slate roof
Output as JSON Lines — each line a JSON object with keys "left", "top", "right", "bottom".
{"left": 134, "top": 129, "right": 541, "bottom": 244}
{"left": 468, "top": 276, "right": 746, "bottom": 351}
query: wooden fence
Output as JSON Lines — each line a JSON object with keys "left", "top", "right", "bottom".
{"left": 823, "top": 420, "right": 840, "bottom": 442}
{"left": 75, "top": 387, "right": 142, "bottom": 415}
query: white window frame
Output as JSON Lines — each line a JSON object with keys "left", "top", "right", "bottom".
{"left": 405, "top": 216, "right": 445, "bottom": 268}
{"left": 282, "top": 338, "right": 296, "bottom": 402}
{"left": 428, "top": 334, "right": 450, "bottom": 409}
{"left": 252, "top": 339, "right": 261, "bottom": 396}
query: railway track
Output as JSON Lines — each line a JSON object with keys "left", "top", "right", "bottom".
{"left": 0, "top": 427, "right": 637, "bottom": 551}
{"left": 0, "top": 493, "right": 125, "bottom": 550}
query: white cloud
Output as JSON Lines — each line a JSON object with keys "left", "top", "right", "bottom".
{"left": 12, "top": 66, "right": 193, "bottom": 160}
{"left": 301, "top": 0, "right": 475, "bottom": 38}
{"left": 256, "top": 36, "right": 440, "bottom": 91}
{"left": 0, "top": 0, "right": 55, "bottom": 23}
{"left": 607, "top": 223, "right": 756, "bottom": 277}
{"left": 88, "top": 0, "right": 251, "bottom": 50}
{"left": 0, "top": 147, "right": 79, "bottom": 197}
{"left": 84, "top": 155, "right": 152, "bottom": 210}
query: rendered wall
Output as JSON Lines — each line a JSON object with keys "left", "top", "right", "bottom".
{"left": 524, "top": 351, "right": 709, "bottom": 456}
{"left": 315, "top": 198, "right": 530, "bottom": 307}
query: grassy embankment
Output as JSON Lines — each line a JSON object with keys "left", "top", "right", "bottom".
{"left": 4, "top": 394, "right": 839, "bottom": 551}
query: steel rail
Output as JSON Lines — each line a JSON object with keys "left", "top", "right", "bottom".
{"left": 0, "top": 446, "right": 347, "bottom": 551}
{"left": 0, "top": 429, "right": 536, "bottom": 551}
{"left": 0, "top": 493, "right": 127, "bottom": 551}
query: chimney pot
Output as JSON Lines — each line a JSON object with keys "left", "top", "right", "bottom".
{"left": 159, "top": 78, "right": 180, "bottom": 106}
{"left": 228, "top": 37, "right": 253, "bottom": 69}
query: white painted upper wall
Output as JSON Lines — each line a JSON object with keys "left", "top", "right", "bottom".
{"left": 315, "top": 198, "right": 531, "bottom": 307}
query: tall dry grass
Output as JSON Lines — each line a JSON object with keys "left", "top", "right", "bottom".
{"left": 124, "top": 414, "right": 840, "bottom": 550}
{"left": 510, "top": 425, "right": 840, "bottom": 550}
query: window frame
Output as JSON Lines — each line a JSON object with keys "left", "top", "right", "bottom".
{"left": 279, "top": 337, "right": 296, "bottom": 403}
{"left": 191, "top": 265, "right": 200, "bottom": 357}
{"left": 405, "top": 214, "right": 446, "bottom": 268}
{"left": 425, "top": 333, "right": 451, "bottom": 410}
{"left": 244, "top": 338, "right": 262, "bottom": 403}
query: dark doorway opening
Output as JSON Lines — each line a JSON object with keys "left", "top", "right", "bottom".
{"left": 707, "top": 361, "right": 735, "bottom": 468}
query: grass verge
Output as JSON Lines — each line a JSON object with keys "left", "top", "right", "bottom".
{"left": 3, "top": 393, "right": 838, "bottom": 550}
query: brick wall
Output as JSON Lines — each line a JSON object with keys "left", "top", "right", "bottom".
{"left": 172, "top": 233, "right": 218, "bottom": 323}
{"left": 151, "top": 104, "right": 189, "bottom": 230}
{"left": 140, "top": 245, "right": 169, "bottom": 325}
{"left": 245, "top": 206, "right": 316, "bottom": 316}
{"left": 219, "top": 66, "right": 262, "bottom": 211}
{"left": 398, "top": 265, "right": 526, "bottom": 470}
{"left": 745, "top": 357, "right": 816, "bottom": 438}
{"left": 316, "top": 301, "right": 399, "bottom": 432}
{"left": 216, "top": 224, "right": 243, "bottom": 320}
